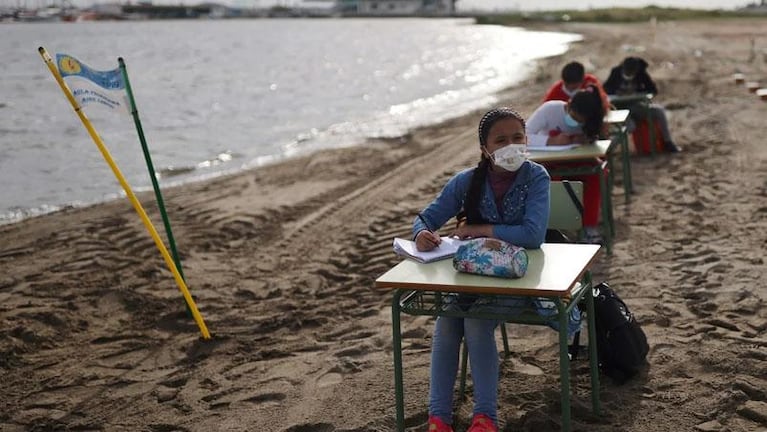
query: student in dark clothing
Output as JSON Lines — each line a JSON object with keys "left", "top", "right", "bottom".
{"left": 604, "top": 56, "right": 681, "bottom": 153}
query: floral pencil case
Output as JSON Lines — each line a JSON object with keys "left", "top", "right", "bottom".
{"left": 452, "top": 238, "right": 528, "bottom": 279}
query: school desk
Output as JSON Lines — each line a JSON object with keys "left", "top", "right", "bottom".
{"left": 375, "top": 243, "right": 602, "bottom": 432}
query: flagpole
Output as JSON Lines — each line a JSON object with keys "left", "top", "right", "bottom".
{"left": 117, "top": 58, "right": 187, "bottom": 284}
{"left": 39, "top": 47, "right": 211, "bottom": 341}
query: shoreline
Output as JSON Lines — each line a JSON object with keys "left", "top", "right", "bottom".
{"left": 1, "top": 18, "right": 582, "bottom": 229}
{"left": 2, "top": 18, "right": 767, "bottom": 432}
{"left": 0, "top": 20, "right": 580, "bottom": 229}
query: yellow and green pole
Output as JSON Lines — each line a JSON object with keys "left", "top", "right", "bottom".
{"left": 39, "top": 46, "right": 211, "bottom": 340}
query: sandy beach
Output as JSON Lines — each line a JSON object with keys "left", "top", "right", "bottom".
{"left": 2, "top": 18, "right": 767, "bottom": 432}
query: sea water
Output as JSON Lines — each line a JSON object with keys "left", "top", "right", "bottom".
{"left": 0, "top": 18, "right": 580, "bottom": 224}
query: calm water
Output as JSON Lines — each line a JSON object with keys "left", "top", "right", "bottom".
{"left": 0, "top": 19, "right": 580, "bottom": 225}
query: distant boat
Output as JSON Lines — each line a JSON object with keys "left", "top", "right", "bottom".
{"left": 16, "top": 9, "right": 60, "bottom": 22}
{"left": 13, "top": 6, "right": 80, "bottom": 22}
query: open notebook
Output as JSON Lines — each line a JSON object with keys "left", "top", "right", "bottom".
{"left": 528, "top": 144, "right": 581, "bottom": 151}
{"left": 392, "top": 236, "right": 470, "bottom": 264}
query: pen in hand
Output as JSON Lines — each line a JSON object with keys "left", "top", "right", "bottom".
{"left": 416, "top": 213, "right": 441, "bottom": 250}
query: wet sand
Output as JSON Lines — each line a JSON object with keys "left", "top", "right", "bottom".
{"left": 1, "top": 18, "right": 766, "bottom": 432}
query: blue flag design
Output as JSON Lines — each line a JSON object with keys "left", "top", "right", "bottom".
{"left": 56, "top": 53, "right": 126, "bottom": 111}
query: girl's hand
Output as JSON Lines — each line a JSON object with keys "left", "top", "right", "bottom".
{"left": 415, "top": 230, "right": 441, "bottom": 251}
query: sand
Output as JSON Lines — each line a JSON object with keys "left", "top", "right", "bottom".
{"left": 1, "top": 18, "right": 766, "bottom": 432}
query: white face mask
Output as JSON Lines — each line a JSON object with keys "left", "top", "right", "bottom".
{"left": 561, "top": 84, "right": 577, "bottom": 97}
{"left": 489, "top": 144, "right": 528, "bottom": 172}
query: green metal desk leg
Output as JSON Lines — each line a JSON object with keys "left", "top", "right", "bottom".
{"left": 557, "top": 299, "right": 572, "bottom": 432}
{"left": 620, "top": 128, "right": 633, "bottom": 201}
{"left": 606, "top": 164, "right": 614, "bottom": 237}
{"left": 585, "top": 279, "right": 601, "bottom": 414}
{"left": 500, "top": 323, "right": 510, "bottom": 357}
{"left": 392, "top": 289, "right": 406, "bottom": 432}
{"left": 606, "top": 149, "right": 616, "bottom": 204}
{"left": 599, "top": 167, "right": 613, "bottom": 254}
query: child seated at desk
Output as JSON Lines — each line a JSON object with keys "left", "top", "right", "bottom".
{"left": 526, "top": 85, "right": 607, "bottom": 244}
{"left": 603, "top": 56, "right": 681, "bottom": 153}
{"left": 543, "top": 60, "right": 610, "bottom": 113}
{"left": 413, "top": 107, "right": 580, "bottom": 432}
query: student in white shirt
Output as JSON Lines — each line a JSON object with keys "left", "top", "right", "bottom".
{"left": 526, "top": 85, "right": 606, "bottom": 243}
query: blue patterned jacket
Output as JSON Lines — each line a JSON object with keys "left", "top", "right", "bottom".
{"left": 412, "top": 160, "right": 550, "bottom": 249}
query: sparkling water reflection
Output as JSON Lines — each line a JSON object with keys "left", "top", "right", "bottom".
{"left": 0, "top": 18, "right": 580, "bottom": 224}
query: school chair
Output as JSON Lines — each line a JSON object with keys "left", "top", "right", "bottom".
{"left": 547, "top": 180, "right": 585, "bottom": 240}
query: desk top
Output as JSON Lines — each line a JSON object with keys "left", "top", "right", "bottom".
{"left": 527, "top": 139, "right": 611, "bottom": 163}
{"left": 375, "top": 243, "right": 601, "bottom": 298}
{"left": 605, "top": 109, "right": 630, "bottom": 124}
{"left": 608, "top": 93, "right": 654, "bottom": 104}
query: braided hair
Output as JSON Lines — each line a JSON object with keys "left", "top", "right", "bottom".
{"left": 463, "top": 107, "right": 526, "bottom": 225}
{"left": 569, "top": 84, "right": 605, "bottom": 141}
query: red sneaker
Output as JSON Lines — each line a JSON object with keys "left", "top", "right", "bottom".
{"left": 467, "top": 413, "right": 497, "bottom": 432}
{"left": 427, "top": 415, "right": 454, "bottom": 432}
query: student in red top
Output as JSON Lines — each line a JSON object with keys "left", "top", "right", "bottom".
{"left": 543, "top": 61, "right": 610, "bottom": 113}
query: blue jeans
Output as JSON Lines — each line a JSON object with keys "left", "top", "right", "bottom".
{"left": 428, "top": 295, "right": 581, "bottom": 425}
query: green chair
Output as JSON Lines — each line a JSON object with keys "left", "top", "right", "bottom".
{"left": 547, "top": 180, "right": 585, "bottom": 238}
{"left": 541, "top": 161, "right": 613, "bottom": 254}
{"left": 457, "top": 180, "right": 599, "bottom": 432}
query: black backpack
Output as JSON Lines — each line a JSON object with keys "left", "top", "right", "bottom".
{"left": 571, "top": 282, "right": 649, "bottom": 384}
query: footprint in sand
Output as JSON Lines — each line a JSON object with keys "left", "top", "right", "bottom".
{"left": 338, "top": 330, "right": 376, "bottom": 342}
{"left": 201, "top": 387, "right": 289, "bottom": 411}
{"left": 242, "top": 392, "right": 287, "bottom": 406}
{"left": 510, "top": 357, "right": 545, "bottom": 376}
{"left": 316, "top": 371, "right": 343, "bottom": 388}
{"left": 148, "top": 424, "right": 190, "bottom": 432}
{"left": 401, "top": 327, "right": 428, "bottom": 339}
{"left": 314, "top": 358, "right": 365, "bottom": 388}
{"left": 155, "top": 386, "right": 179, "bottom": 403}
{"left": 333, "top": 345, "right": 368, "bottom": 358}
{"left": 159, "top": 375, "right": 189, "bottom": 389}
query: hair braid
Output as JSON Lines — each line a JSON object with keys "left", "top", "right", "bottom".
{"left": 464, "top": 158, "right": 491, "bottom": 224}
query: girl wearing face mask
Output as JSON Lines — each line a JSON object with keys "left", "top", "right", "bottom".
{"left": 526, "top": 85, "right": 607, "bottom": 243}
{"left": 415, "top": 107, "right": 549, "bottom": 252}
{"left": 412, "top": 108, "right": 553, "bottom": 432}
{"left": 526, "top": 84, "right": 605, "bottom": 148}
